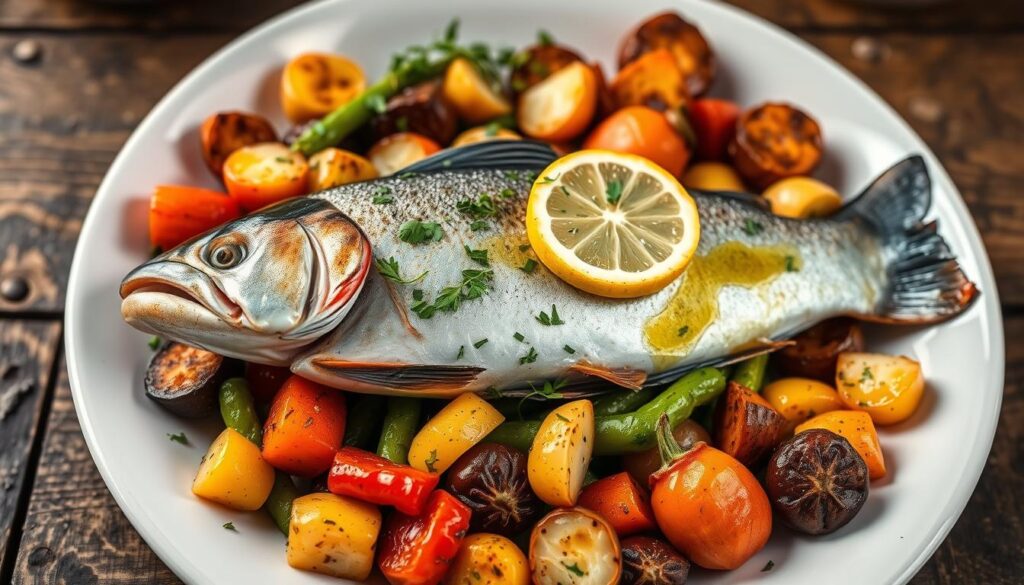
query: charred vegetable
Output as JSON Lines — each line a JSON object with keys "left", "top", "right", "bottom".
{"left": 200, "top": 111, "right": 278, "bottom": 177}
{"left": 713, "top": 381, "right": 786, "bottom": 466}
{"left": 509, "top": 43, "right": 584, "bottom": 95}
{"left": 777, "top": 318, "right": 864, "bottom": 382}
{"left": 729, "top": 102, "right": 823, "bottom": 189}
{"left": 370, "top": 80, "right": 459, "bottom": 145}
{"left": 795, "top": 410, "right": 886, "bottom": 480}
{"left": 618, "top": 11, "right": 715, "bottom": 98}
{"left": 529, "top": 507, "right": 622, "bottom": 585}
{"left": 145, "top": 341, "right": 233, "bottom": 418}
{"left": 620, "top": 536, "right": 690, "bottom": 585}
{"left": 328, "top": 447, "right": 439, "bottom": 516}
{"left": 765, "top": 429, "right": 869, "bottom": 535}
{"left": 444, "top": 443, "right": 543, "bottom": 536}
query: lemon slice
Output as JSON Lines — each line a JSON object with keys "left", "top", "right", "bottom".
{"left": 526, "top": 150, "right": 701, "bottom": 298}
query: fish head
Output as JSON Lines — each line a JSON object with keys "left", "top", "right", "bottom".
{"left": 120, "top": 198, "right": 371, "bottom": 364}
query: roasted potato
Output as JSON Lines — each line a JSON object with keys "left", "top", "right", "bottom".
{"left": 510, "top": 43, "right": 584, "bottom": 96}
{"left": 368, "top": 132, "right": 441, "bottom": 176}
{"left": 619, "top": 11, "right": 716, "bottom": 97}
{"left": 281, "top": 52, "right": 365, "bottom": 123}
{"left": 443, "top": 57, "right": 512, "bottom": 124}
{"left": 200, "top": 112, "right": 277, "bottom": 177}
{"left": 517, "top": 61, "right": 598, "bottom": 143}
{"left": 713, "top": 381, "right": 786, "bottom": 466}
{"left": 729, "top": 102, "right": 824, "bottom": 189}
{"left": 370, "top": 80, "right": 458, "bottom": 145}
{"left": 609, "top": 48, "right": 689, "bottom": 112}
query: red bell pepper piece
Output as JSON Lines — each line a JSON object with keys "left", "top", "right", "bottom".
{"left": 327, "top": 447, "right": 439, "bottom": 516}
{"left": 379, "top": 490, "right": 472, "bottom": 585}
{"left": 577, "top": 471, "right": 657, "bottom": 536}
{"left": 689, "top": 98, "right": 741, "bottom": 161}
{"left": 262, "top": 375, "right": 346, "bottom": 477}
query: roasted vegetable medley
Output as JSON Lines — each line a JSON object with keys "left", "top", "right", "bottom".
{"left": 143, "top": 11, "right": 933, "bottom": 582}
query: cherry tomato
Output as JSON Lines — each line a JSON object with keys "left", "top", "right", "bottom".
{"left": 584, "top": 106, "right": 689, "bottom": 176}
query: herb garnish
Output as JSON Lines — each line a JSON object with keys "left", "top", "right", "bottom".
{"left": 395, "top": 116, "right": 409, "bottom": 132}
{"left": 677, "top": 325, "right": 690, "bottom": 337}
{"left": 464, "top": 245, "right": 490, "bottom": 266}
{"left": 372, "top": 186, "right": 394, "bottom": 204}
{"left": 411, "top": 269, "right": 493, "bottom": 319}
{"left": 500, "top": 187, "right": 515, "bottom": 199}
{"left": 473, "top": 338, "right": 489, "bottom": 349}
{"left": 456, "top": 346, "right": 465, "bottom": 360}
{"left": 469, "top": 220, "right": 490, "bottom": 232}
{"left": 484, "top": 122, "right": 500, "bottom": 137}
{"left": 563, "top": 344, "right": 576, "bottom": 354}
{"left": 519, "top": 258, "right": 538, "bottom": 273}
{"left": 223, "top": 522, "right": 237, "bottom": 532}
{"left": 376, "top": 257, "right": 428, "bottom": 284}
{"left": 605, "top": 179, "right": 624, "bottom": 205}
{"left": 555, "top": 413, "right": 570, "bottom": 422}
{"left": 513, "top": 332, "right": 526, "bottom": 342}
{"left": 424, "top": 449, "right": 439, "bottom": 473}
{"left": 148, "top": 336, "right": 161, "bottom": 350}
{"left": 535, "top": 304, "right": 565, "bottom": 326}
{"left": 537, "top": 174, "right": 560, "bottom": 184}
{"left": 861, "top": 366, "right": 874, "bottom": 382}
{"left": 167, "top": 432, "right": 189, "bottom": 445}
{"left": 366, "top": 93, "right": 387, "bottom": 114}
{"left": 519, "top": 347, "right": 539, "bottom": 364}
{"left": 784, "top": 255, "right": 799, "bottom": 272}
{"left": 397, "top": 171, "right": 417, "bottom": 180}
{"left": 457, "top": 193, "right": 498, "bottom": 219}
{"left": 537, "top": 30, "right": 555, "bottom": 46}
{"left": 562, "top": 562, "right": 586, "bottom": 577}
{"left": 743, "top": 219, "right": 763, "bottom": 236}
{"left": 761, "top": 560, "right": 775, "bottom": 572}
{"left": 399, "top": 220, "right": 444, "bottom": 244}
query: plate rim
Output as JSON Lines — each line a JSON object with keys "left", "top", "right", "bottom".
{"left": 63, "top": 0, "right": 1006, "bottom": 583}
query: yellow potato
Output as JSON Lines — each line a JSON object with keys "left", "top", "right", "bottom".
{"left": 836, "top": 352, "right": 925, "bottom": 425}
{"left": 308, "top": 147, "right": 377, "bottom": 192}
{"left": 762, "top": 176, "right": 843, "bottom": 219}
{"left": 452, "top": 125, "right": 522, "bottom": 147}
{"left": 443, "top": 57, "right": 513, "bottom": 124}
{"left": 192, "top": 428, "right": 274, "bottom": 511}
{"left": 527, "top": 400, "right": 594, "bottom": 507}
{"left": 763, "top": 377, "right": 845, "bottom": 433}
{"left": 443, "top": 533, "right": 530, "bottom": 585}
{"left": 517, "top": 62, "right": 598, "bottom": 143}
{"left": 281, "top": 52, "right": 365, "bottom": 123}
{"left": 287, "top": 493, "right": 381, "bottom": 580}
{"left": 408, "top": 393, "right": 505, "bottom": 474}
{"left": 681, "top": 161, "right": 746, "bottom": 192}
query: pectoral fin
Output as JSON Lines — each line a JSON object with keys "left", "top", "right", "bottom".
{"left": 307, "top": 358, "right": 485, "bottom": 395}
{"left": 568, "top": 361, "right": 647, "bottom": 391}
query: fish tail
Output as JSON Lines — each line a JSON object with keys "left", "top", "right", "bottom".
{"left": 838, "top": 155, "right": 978, "bottom": 324}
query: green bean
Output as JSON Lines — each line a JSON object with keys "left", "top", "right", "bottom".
{"left": 486, "top": 368, "right": 726, "bottom": 455}
{"left": 730, "top": 354, "right": 770, "bottom": 392}
{"left": 218, "top": 378, "right": 262, "bottom": 444}
{"left": 217, "top": 378, "right": 299, "bottom": 536}
{"left": 376, "top": 397, "right": 422, "bottom": 464}
{"left": 593, "top": 387, "right": 657, "bottom": 416}
{"left": 343, "top": 395, "right": 386, "bottom": 450}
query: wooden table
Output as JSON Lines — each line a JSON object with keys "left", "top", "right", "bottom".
{"left": 0, "top": 0, "right": 1021, "bottom": 582}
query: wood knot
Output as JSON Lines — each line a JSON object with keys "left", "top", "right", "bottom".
{"left": 0, "top": 275, "right": 29, "bottom": 303}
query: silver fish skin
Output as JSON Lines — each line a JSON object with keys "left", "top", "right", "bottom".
{"left": 120, "top": 145, "right": 977, "bottom": 397}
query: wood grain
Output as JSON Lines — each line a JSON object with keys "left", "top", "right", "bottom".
{"left": 0, "top": 321, "right": 60, "bottom": 576}
{"left": 730, "top": 0, "right": 1024, "bottom": 32}
{"left": 0, "top": 0, "right": 302, "bottom": 31}
{"left": 11, "top": 359, "right": 180, "bottom": 585}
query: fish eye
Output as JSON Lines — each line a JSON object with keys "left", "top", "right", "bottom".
{"left": 208, "top": 242, "right": 245, "bottom": 269}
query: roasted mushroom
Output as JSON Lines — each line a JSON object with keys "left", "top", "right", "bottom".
{"left": 444, "top": 442, "right": 544, "bottom": 536}
{"left": 370, "top": 80, "right": 458, "bottom": 145}
{"left": 620, "top": 536, "right": 690, "bottom": 585}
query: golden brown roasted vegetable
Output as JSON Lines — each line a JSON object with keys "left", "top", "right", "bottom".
{"left": 510, "top": 43, "right": 584, "bottom": 96}
{"left": 618, "top": 11, "right": 716, "bottom": 97}
{"left": 199, "top": 112, "right": 277, "bottom": 177}
{"left": 609, "top": 48, "right": 689, "bottom": 112}
{"left": 729, "top": 102, "right": 824, "bottom": 189}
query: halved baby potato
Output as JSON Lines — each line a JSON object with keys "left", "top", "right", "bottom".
{"left": 308, "top": 147, "right": 378, "bottom": 191}
{"left": 836, "top": 352, "right": 925, "bottom": 425}
{"left": 444, "top": 533, "right": 530, "bottom": 585}
{"left": 517, "top": 61, "right": 598, "bottom": 143}
{"left": 281, "top": 52, "right": 365, "bottom": 123}
{"left": 529, "top": 507, "right": 621, "bottom": 585}
{"left": 443, "top": 57, "right": 513, "bottom": 124}
{"left": 527, "top": 399, "right": 594, "bottom": 506}
{"left": 192, "top": 427, "right": 275, "bottom": 511}
{"left": 763, "top": 377, "right": 845, "bottom": 434}
{"left": 223, "top": 142, "right": 309, "bottom": 211}
{"left": 408, "top": 393, "right": 505, "bottom": 474}
{"left": 286, "top": 492, "right": 381, "bottom": 580}
{"left": 368, "top": 132, "right": 441, "bottom": 176}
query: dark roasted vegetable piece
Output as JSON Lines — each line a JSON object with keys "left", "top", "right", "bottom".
{"left": 765, "top": 428, "right": 869, "bottom": 535}
{"left": 200, "top": 111, "right": 277, "bottom": 177}
{"left": 370, "top": 80, "right": 458, "bottom": 146}
{"left": 145, "top": 342, "right": 233, "bottom": 418}
{"left": 622, "top": 419, "right": 709, "bottom": 484}
{"left": 509, "top": 43, "right": 584, "bottom": 96}
{"left": 620, "top": 536, "right": 690, "bottom": 585}
{"left": 728, "top": 102, "right": 824, "bottom": 189}
{"left": 444, "top": 442, "right": 543, "bottom": 536}
{"left": 777, "top": 318, "right": 865, "bottom": 382}
{"left": 713, "top": 381, "right": 786, "bottom": 466}
{"left": 618, "top": 11, "right": 715, "bottom": 98}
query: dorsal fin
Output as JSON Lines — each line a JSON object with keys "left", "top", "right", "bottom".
{"left": 402, "top": 140, "right": 558, "bottom": 173}
{"left": 689, "top": 188, "right": 772, "bottom": 212}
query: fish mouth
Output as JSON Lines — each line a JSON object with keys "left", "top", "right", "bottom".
{"left": 120, "top": 260, "right": 242, "bottom": 322}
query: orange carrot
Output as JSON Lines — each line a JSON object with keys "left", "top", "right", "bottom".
{"left": 262, "top": 375, "right": 346, "bottom": 477}
{"left": 149, "top": 185, "right": 240, "bottom": 252}
{"left": 577, "top": 471, "right": 657, "bottom": 536}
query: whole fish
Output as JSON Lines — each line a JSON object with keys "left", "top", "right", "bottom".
{"left": 120, "top": 141, "right": 977, "bottom": 397}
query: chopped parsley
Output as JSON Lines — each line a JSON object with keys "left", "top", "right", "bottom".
{"left": 500, "top": 187, "right": 516, "bottom": 199}
{"left": 761, "top": 560, "right": 775, "bottom": 572}
{"left": 535, "top": 304, "right": 565, "bottom": 326}
{"left": 274, "top": 156, "right": 293, "bottom": 164}
{"left": 504, "top": 170, "right": 522, "bottom": 181}
{"left": 677, "top": 325, "right": 690, "bottom": 337}
{"left": 457, "top": 193, "right": 498, "bottom": 219}
{"left": 148, "top": 336, "right": 161, "bottom": 350}
{"left": 465, "top": 245, "right": 490, "bottom": 266}
{"left": 411, "top": 269, "right": 493, "bottom": 319}
{"left": 530, "top": 378, "right": 566, "bottom": 399}
{"left": 605, "top": 179, "right": 624, "bottom": 205}
{"left": 473, "top": 338, "right": 489, "bottom": 349}
{"left": 424, "top": 449, "right": 439, "bottom": 473}
{"left": 399, "top": 220, "right": 444, "bottom": 244}
{"left": 518, "top": 244, "right": 531, "bottom": 252}
{"left": 456, "top": 345, "right": 465, "bottom": 360}
{"left": 537, "top": 173, "right": 560, "bottom": 184}
{"left": 519, "top": 347, "right": 539, "bottom": 364}
{"left": 372, "top": 186, "right": 394, "bottom": 204}
{"left": 366, "top": 93, "right": 387, "bottom": 114}
{"left": 376, "top": 256, "right": 428, "bottom": 284}
{"left": 555, "top": 413, "right": 570, "bottom": 422}
{"left": 223, "top": 522, "right": 237, "bottom": 532}
{"left": 397, "top": 171, "right": 417, "bottom": 180}
{"left": 563, "top": 344, "right": 576, "bottom": 354}
{"left": 513, "top": 332, "right": 526, "bottom": 342}
{"left": 167, "top": 432, "right": 189, "bottom": 445}
{"left": 412, "top": 289, "right": 424, "bottom": 301}
{"left": 470, "top": 220, "right": 491, "bottom": 232}
{"left": 743, "top": 219, "right": 763, "bottom": 236}
{"left": 484, "top": 122, "right": 500, "bottom": 137}
{"left": 562, "top": 562, "right": 586, "bottom": 577}
{"left": 537, "top": 30, "right": 555, "bottom": 46}
{"left": 861, "top": 366, "right": 874, "bottom": 382}
{"left": 784, "top": 255, "right": 799, "bottom": 272}
{"left": 519, "top": 258, "right": 538, "bottom": 273}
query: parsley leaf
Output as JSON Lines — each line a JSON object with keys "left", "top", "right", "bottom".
{"left": 395, "top": 116, "right": 409, "bottom": 132}
{"left": 484, "top": 122, "right": 500, "bottom": 137}
{"left": 456, "top": 345, "right": 465, "bottom": 360}
{"left": 519, "top": 347, "right": 539, "bottom": 365}
{"left": 562, "top": 562, "right": 586, "bottom": 577}
{"left": 470, "top": 220, "right": 490, "bottom": 232}
{"left": 424, "top": 449, "right": 439, "bottom": 473}
{"left": 519, "top": 258, "right": 538, "bottom": 273}
{"left": 474, "top": 338, "right": 489, "bottom": 349}
{"left": 465, "top": 245, "right": 490, "bottom": 267}
{"left": 372, "top": 186, "right": 394, "bottom": 204}
{"left": 375, "top": 257, "right": 428, "bottom": 284}
{"left": 861, "top": 366, "right": 874, "bottom": 382}
{"left": 167, "top": 432, "right": 188, "bottom": 445}
{"left": 605, "top": 179, "right": 624, "bottom": 204}
{"left": 761, "top": 560, "right": 775, "bottom": 572}
{"left": 677, "top": 325, "right": 690, "bottom": 337}
{"left": 500, "top": 187, "right": 516, "bottom": 199}
{"left": 537, "top": 30, "right": 555, "bottom": 46}
{"left": 535, "top": 304, "right": 565, "bottom": 326}
{"left": 563, "top": 344, "right": 576, "bottom": 354}
{"left": 784, "top": 255, "right": 799, "bottom": 272}
{"left": 743, "top": 218, "right": 763, "bottom": 236}
{"left": 148, "top": 336, "right": 161, "bottom": 350}
{"left": 555, "top": 413, "right": 570, "bottom": 422}
{"left": 223, "top": 522, "right": 237, "bottom": 532}
{"left": 399, "top": 220, "right": 444, "bottom": 244}
{"left": 366, "top": 93, "right": 387, "bottom": 114}
{"left": 537, "top": 174, "right": 560, "bottom": 184}
{"left": 457, "top": 193, "right": 498, "bottom": 219}
{"left": 411, "top": 269, "right": 494, "bottom": 319}
{"left": 513, "top": 332, "right": 526, "bottom": 342}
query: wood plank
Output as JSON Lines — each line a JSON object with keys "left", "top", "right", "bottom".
{"left": 1, "top": 0, "right": 1021, "bottom": 32}
{"left": 0, "top": 320, "right": 61, "bottom": 576}
{"left": 11, "top": 316, "right": 1024, "bottom": 583}
{"left": 10, "top": 358, "right": 180, "bottom": 585}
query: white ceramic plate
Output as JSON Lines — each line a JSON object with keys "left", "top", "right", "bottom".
{"left": 65, "top": 0, "right": 1005, "bottom": 583}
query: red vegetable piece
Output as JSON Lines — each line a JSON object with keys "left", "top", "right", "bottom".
{"left": 328, "top": 447, "right": 439, "bottom": 516}
{"left": 379, "top": 490, "right": 472, "bottom": 585}
{"left": 689, "top": 98, "right": 740, "bottom": 161}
